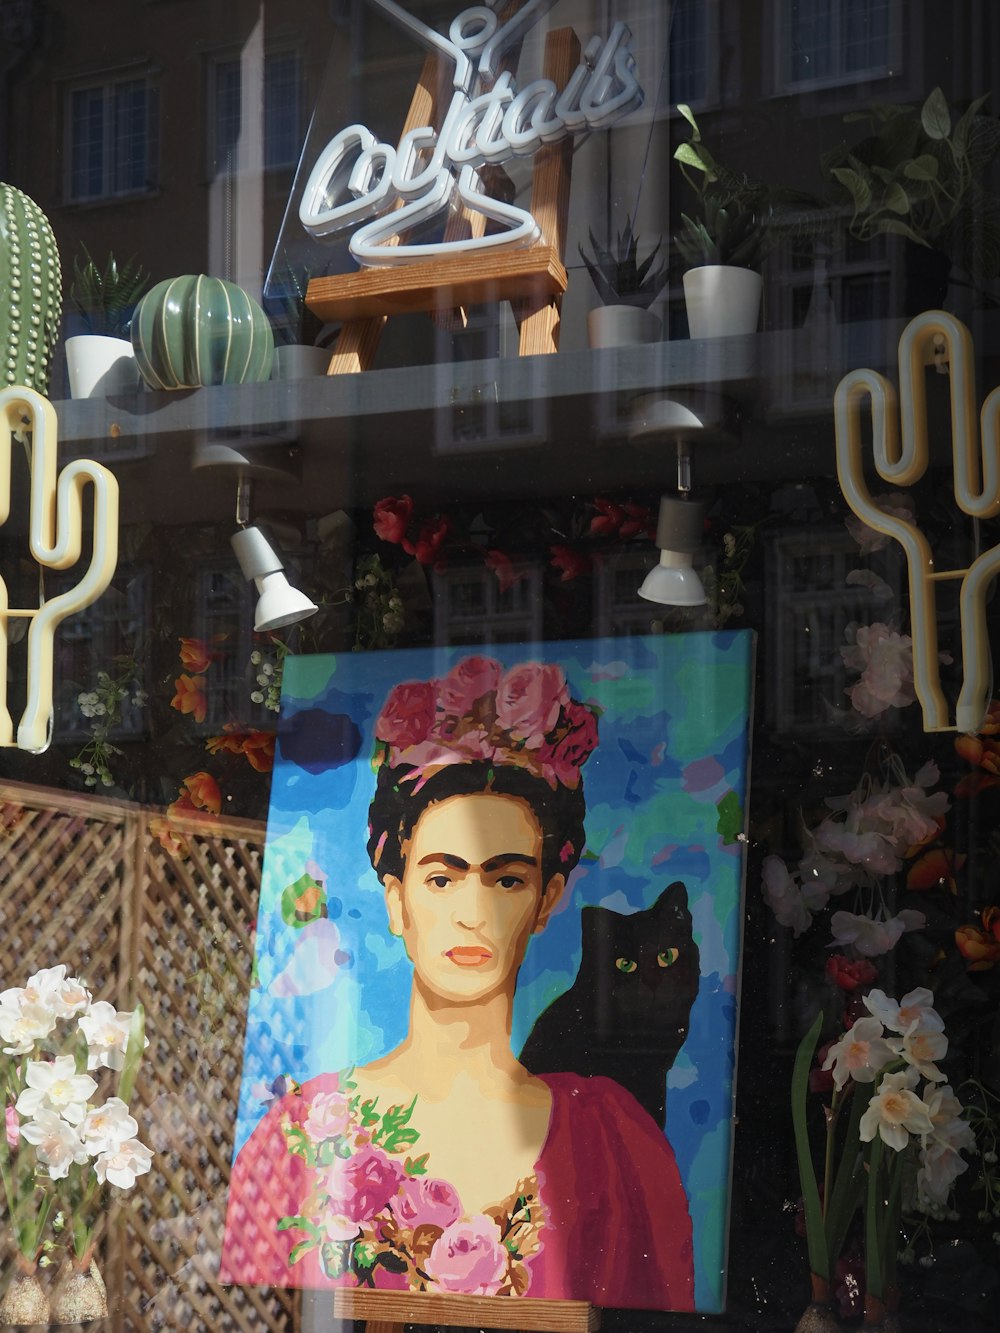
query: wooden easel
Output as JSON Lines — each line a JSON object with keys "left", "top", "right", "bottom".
{"left": 331, "top": 1287, "right": 600, "bottom": 1333}
{"left": 305, "top": 11, "right": 580, "bottom": 373}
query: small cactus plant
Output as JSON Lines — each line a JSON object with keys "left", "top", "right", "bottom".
{"left": 0, "top": 182, "right": 62, "bottom": 393}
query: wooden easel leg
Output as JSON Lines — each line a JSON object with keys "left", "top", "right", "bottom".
{"left": 326, "top": 316, "right": 388, "bottom": 375}
{"left": 517, "top": 295, "right": 563, "bottom": 356}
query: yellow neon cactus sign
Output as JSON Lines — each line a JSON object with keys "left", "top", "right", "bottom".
{"left": 835, "top": 311, "right": 1000, "bottom": 734}
{"left": 0, "top": 386, "right": 119, "bottom": 752}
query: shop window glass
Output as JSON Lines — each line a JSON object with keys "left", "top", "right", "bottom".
{"left": 669, "top": 0, "right": 709, "bottom": 107}
{"left": 781, "top": 0, "right": 895, "bottom": 88}
{"left": 210, "top": 50, "right": 304, "bottom": 176}
{"left": 67, "top": 76, "right": 158, "bottom": 202}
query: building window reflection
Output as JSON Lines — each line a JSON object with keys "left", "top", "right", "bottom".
{"left": 210, "top": 49, "right": 304, "bottom": 177}
{"left": 779, "top": 0, "right": 898, "bottom": 91}
{"left": 66, "top": 75, "right": 159, "bottom": 203}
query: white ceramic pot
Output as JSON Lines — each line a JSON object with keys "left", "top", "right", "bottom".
{"left": 65, "top": 334, "right": 141, "bottom": 398}
{"left": 586, "top": 304, "right": 661, "bottom": 349}
{"left": 683, "top": 266, "right": 763, "bottom": 339}
{"left": 272, "top": 344, "right": 331, "bottom": 380}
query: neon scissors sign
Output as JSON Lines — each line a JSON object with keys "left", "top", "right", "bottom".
{"left": 299, "top": 0, "right": 643, "bottom": 265}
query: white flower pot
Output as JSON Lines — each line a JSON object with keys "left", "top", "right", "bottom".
{"left": 272, "top": 344, "right": 331, "bottom": 380}
{"left": 65, "top": 334, "right": 141, "bottom": 398}
{"left": 683, "top": 266, "right": 763, "bottom": 339}
{"left": 586, "top": 304, "right": 661, "bottom": 349}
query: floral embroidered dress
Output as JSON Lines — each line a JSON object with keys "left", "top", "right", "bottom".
{"left": 220, "top": 1070, "right": 695, "bottom": 1310}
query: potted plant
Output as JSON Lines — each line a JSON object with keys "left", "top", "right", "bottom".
{"left": 579, "top": 218, "right": 669, "bottom": 348}
{"left": 673, "top": 104, "right": 769, "bottom": 338}
{"left": 824, "top": 87, "right": 1000, "bottom": 312}
{"left": 65, "top": 248, "right": 149, "bottom": 398}
{"left": 265, "top": 260, "right": 335, "bottom": 379}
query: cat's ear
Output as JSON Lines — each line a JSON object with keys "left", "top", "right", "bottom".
{"left": 532, "top": 873, "right": 567, "bottom": 934}
{"left": 660, "top": 880, "right": 690, "bottom": 914}
{"left": 384, "top": 874, "right": 405, "bottom": 937}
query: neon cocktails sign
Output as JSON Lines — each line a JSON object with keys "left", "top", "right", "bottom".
{"left": 299, "top": 0, "right": 643, "bottom": 266}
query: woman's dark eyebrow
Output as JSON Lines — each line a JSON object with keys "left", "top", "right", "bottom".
{"left": 414, "top": 853, "right": 538, "bottom": 871}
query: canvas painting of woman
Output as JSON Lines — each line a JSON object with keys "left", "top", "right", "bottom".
{"left": 221, "top": 632, "right": 753, "bottom": 1312}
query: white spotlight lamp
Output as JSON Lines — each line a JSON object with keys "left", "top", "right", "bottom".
{"left": 638, "top": 496, "right": 707, "bottom": 607}
{"left": 231, "top": 525, "right": 318, "bottom": 632}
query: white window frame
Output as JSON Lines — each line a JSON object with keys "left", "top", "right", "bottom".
{"left": 770, "top": 0, "right": 904, "bottom": 97}
{"left": 64, "top": 70, "right": 159, "bottom": 204}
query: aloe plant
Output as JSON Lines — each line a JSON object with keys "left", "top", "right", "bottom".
{"left": 578, "top": 217, "right": 669, "bottom": 309}
{"left": 69, "top": 247, "right": 150, "bottom": 339}
{"left": 673, "top": 104, "right": 769, "bottom": 270}
{"left": 824, "top": 87, "right": 1000, "bottom": 278}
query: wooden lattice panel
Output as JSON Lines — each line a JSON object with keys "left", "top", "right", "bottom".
{"left": 0, "top": 782, "right": 296, "bottom": 1333}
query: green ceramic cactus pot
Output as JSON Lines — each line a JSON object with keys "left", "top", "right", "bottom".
{"left": 130, "top": 274, "right": 274, "bottom": 389}
{"left": 0, "top": 182, "right": 62, "bottom": 394}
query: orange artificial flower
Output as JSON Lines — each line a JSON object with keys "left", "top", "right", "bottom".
{"left": 182, "top": 771, "right": 222, "bottom": 814}
{"left": 178, "top": 636, "right": 225, "bottom": 674}
{"left": 149, "top": 815, "right": 190, "bottom": 859}
{"left": 240, "top": 731, "right": 275, "bottom": 773}
{"left": 171, "top": 674, "right": 208, "bottom": 724}
{"left": 205, "top": 730, "right": 245, "bottom": 757}
{"left": 956, "top": 922, "right": 1000, "bottom": 971}
{"left": 906, "top": 847, "right": 966, "bottom": 892}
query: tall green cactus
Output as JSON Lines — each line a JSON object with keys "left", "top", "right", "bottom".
{"left": 0, "top": 182, "right": 62, "bottom": 394}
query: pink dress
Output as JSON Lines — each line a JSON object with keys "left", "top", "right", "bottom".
{"left": 220, "top": 1070, "right": 695, "bottom": 1311}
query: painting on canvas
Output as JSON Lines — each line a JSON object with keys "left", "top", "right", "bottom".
{"left": 221, "top": 632, "right": 752, "bottom": 1312}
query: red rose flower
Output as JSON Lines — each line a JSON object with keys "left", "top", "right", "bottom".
{"left": 409, "top": 514, "right": 450, "bottom": 566}
{"left": 825, "top": 954, "right": 878, "bottom": 992}
{"left": 373, "top": 495, "right": 413, "bottom": 545}
{"left": 549, "top": 544, "right": 590, "bottom": 582}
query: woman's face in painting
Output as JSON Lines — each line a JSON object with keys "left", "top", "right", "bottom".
{"left": 382, "top": 792, "right": 566, "bottom": 1004}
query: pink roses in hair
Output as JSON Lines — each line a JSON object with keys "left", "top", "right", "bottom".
{"left": 374, "top": 655, "right": 599, "bottom": 790}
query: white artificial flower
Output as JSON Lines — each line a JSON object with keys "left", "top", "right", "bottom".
{"left": 889, "top": 1027, "right": 949, "bottom": 1083}
{"left": 830, "top": 909, "right": 926, "bottom": 957}
{"left": 94, "top": 1137, "right": 153, "bottom": 1190}
{"left": 822, "top": 1016, "right": 896, "bottom": 1090}
{"left": 762, "top": 855, "right": 814, "bottom": 936}
{"left": 15, "top": 1056, "right": 97, "bottom": 1125}
{"left": 79, "top": 1098, "right": 139, "bottom": 1155}
{"left": 922, "top": 1084, "right": 976, "bottom": 1153}
{"left": 78, "top": 1001, "right": 145, "bottom": 1071}
{"left": 859, "top": 1067, "right": 935, "bottom": 1151}
{"left": 916, "top": 1139, "right": 969, "bottom": 1210}
{"left": 18, "top": 1109, "right": 88, "bottom": 1179}
{"left": 863, "top": 986, "right": 944, "bottom": 1034}
{"left": 0, "top": 996, "right": 58, "bottom": 1055}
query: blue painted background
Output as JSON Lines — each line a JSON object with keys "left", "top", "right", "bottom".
{"left": 231, "top": 631, "right": 753, "bottom": 1311}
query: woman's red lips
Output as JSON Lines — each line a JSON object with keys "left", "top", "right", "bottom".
{"left": 445, "top": 946, "right": 493, "bottom": 966}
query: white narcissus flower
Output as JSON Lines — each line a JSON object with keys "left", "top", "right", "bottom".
{"left": 0, "top": 997, "right": 57, "bottom": 1055}
{"left": 889, "top": 1027, "right": 949, "bottom": 1082}
{"left": 859, "top": 1068, "right": 935, "bottom": 1151}
{"left": 822, "top": 1016, "right": 896, "bottom": 1090}
{"left": 94, "top": 1137, "right": 153, "bottom": 1189}
{"left": 14, "top": 1056, "right": 97, "bottom": 1125}
{"left": 863, "top": 986, "right": 944, "bottom": 1034}
{"left": 80, "top": 1098, "right": 139, "bottom": 1155}
{"left": 17, "top": 1109, "right": 89, "bottom": 1179}
{"left": 78, "top": 1001, "right": 146, "bottom": 1071}
{"left": 916, "top": 1139, "right": 969, "bottom": 1210}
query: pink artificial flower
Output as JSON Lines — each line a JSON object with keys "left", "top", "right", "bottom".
{"left": 315, "top": 1145, "right": 403, "bottom": 1231}
{"left": 424, "top": 1214, "right": 509, "bottom": 1295}
{"left": 5, "top": 1104, "right": 18, "bottom": 1149}
{"left": 303, "top": 1091, "right": 352, "bottom": 1143}
{"left": 376, "top": 681, "right": 438, "bottom": 750}
{"left": 438, "top": 657, "right": 502, "bottom": 720}
{"left": 844, "top": 492, "right": 916, "bottom": 553}
{"left": 393, "top": 1176, "right": 462, "bottom": 1231}
{"left": 841, "top": 622, "right": 917, "bottom": 717}
{"left": 829, "top": 908, "right": 926, "bottom": 957}
{"left": 495, "top": 663, "right": 569, "bottom": 742}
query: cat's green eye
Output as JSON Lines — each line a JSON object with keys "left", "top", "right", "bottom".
{"left": 657, "top": 948, "right": 680, "bottom": 968}
{"left": 615, "top": 957, "right": 637, "bottom": 974}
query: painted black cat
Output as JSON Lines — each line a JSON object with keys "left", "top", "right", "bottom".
{"left": 519, "top": 881, "right": 700, "bottom": 1127}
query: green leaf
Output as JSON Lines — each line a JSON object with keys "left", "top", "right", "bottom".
{"left": 288, "top": 1239, "right": 316, "bottom": 1266}
{"left": 676, "top": 103, "right": 700, "bottom": 140}
{"left": 674, "top": 142, "right": 712, "bottom": 175}
{"left": 321, "top": 1240, "right": 353, "bottom": 1280}
{"left": 791, "top": 1012, "right": 829, "bottom": 1283}
{"left": 404, "top": 1152, "right": 429, "bottom": 1177}
{"left": 864, "top": 1137, "right": 885, "bottom": 1300}
{"left": 875, "top": 218, "right": 930, "bottom": 245}
{"left": 824, "top": 1083, "right": 872, "bottom": 1275}
{"left": 317, "top": 1137, "right": 340, "bottom": 1167}
{"left": 829, "top": 166, "right": 872, "bottom": 213}
{"left": 280, "top": 873, "right": 327, "bottom": 929}
{"left": 921, "top": 87, "right": 951, "bottom": 140}
{"left": 283, "top": 1125, "right": 317, "bottom": 1166}
{"left": 715, "top": 791, "right": 743, "bottom": 845}
{"left": 117, "top": 1005, "right": 146, "bottom": 1107}
{"left": 278, "top": 1215, "right": 322, "bottom": 1239}
{"left": 903, "top": 154, "right": 939, "bottom": 181}
{"left": 881, "top": 181, "right": 911, "bottom": 215}
{"left": 382, "top": 1125, "right": 420, "bottom": 1153}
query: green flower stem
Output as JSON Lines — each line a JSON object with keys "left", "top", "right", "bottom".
{"left": 791, "top": 1011, "right": 829, "bottom": 1283}
{"left": 864, "top": 1137, "right": 885, "bottom": 1302}
{"left": 879, "top": 1148, "right": 905, "bottom": 1296}
{"left": 824, "top": 1078, "right": 873, "bottom": 1276}
{"left": 821, "top": 1085, "right": 843, "bottom": 1221}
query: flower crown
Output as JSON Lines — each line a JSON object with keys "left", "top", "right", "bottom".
{"left": 373, "top": 656, "right": 600, "bottom": 791}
